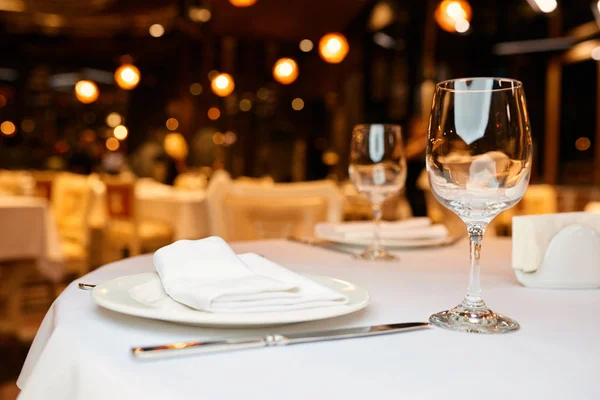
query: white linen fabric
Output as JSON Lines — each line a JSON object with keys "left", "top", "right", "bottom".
{"left": 17, "top": 238, "right": 600, "bottom": 400}
{"left": 317, "top": 217, "right": 448, "bottom": 240}
{"left": 130, "top": 237, "right": 348, "bottom": 312}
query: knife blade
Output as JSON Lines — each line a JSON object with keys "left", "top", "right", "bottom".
{"left": 132, "top": 322, "right": 430, "bottom": 359}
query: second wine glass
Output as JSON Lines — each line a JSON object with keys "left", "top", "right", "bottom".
{"left": 349, "top": 124, "right": 407, "bottom": 261}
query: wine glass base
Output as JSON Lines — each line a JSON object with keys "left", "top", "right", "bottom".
{"left": 429, "top": 304, "right": 519, "bottom": 334}
{"left": 353, "top": 248, "right": 397, "bottom": 261}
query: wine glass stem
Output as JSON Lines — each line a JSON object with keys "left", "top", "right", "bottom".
{"left": 463, "top": 224, "right": 487, "bottom": 310}
{"left": 372, "top": 202, "right": 383, "bottom": 252}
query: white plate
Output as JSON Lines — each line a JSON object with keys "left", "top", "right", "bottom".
{"left": 315, "top": 224, "right": 454, "bottom": 248}
{"left": 92, "top": 273, "right": 370, "bottom": 327}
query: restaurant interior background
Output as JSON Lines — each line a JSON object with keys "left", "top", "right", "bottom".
{"left": 1, "top": 0, "right": 600, "bottom": 397}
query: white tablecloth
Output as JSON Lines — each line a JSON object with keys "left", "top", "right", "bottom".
{"left": 0, "top": 196, "right": 64, "bottom": 281}
{"left": 17, "top": 238, "right": 600, "bottom": 399}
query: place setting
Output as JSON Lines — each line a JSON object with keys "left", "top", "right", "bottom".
{"left": 3, "top": 1, "right": 600, "bottom": 398}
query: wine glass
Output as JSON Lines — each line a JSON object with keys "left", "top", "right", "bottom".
{"left": 426, "top": 78, "right": 532, "bottom": 333}
{"left": 349, "top": 124, "right": 407, "bottom": 261}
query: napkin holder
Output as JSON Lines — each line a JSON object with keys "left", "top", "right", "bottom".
{"left": 512, "top": 213, "right": 600, "bottom": 289}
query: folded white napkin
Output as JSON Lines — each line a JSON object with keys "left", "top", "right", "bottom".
{"left": 324, "top": 217, "right": 448, "bottom": 240}
{"left": 512, "top": 212, "right": 600, "bottom": 289}
{"left": 129, "top": 237, "right": 348, "bottom": 313}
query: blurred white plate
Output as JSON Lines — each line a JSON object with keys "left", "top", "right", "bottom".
{"left": 315, "top": 223, "right": 456, "bottom": 248}
{"left": 92, "top": 273, "right": 370, "bottom": 328}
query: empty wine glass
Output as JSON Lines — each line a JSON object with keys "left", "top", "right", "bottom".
{"left": 349, "top": 124, "right": 407, "bottom": 261}
{"left": 426, "top": 78, "right": 532, "bottom": 333}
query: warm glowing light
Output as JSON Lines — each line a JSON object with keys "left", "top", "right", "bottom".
{"left": 21, "top": 119, "right": 35, "bottom": 133}
{"left": 575, "top": 137, "right": 591, "bottom": 151}
{"left": 273, "top": 58, "right": 299, "bottom": 85}
{"left": 75, "top": 80, "right": 99, "bottom": 104}
{"left": 318, "top": 33, "right": 350, "bottom": 64}
{"left": 229, "top": 0, "right": 257, "bottom": 7}
{"left": 257, "top": 88, "right": 269, "bottom": 100}
{"left": 455, "top": 19, "right": 470, "bottom": 33}
{"left": 592, "top": 47, "right": 600, "bottom": 61}
{"left": 149, "top": 24, "right": 164, "bottom": 37}
{"left": 113, "top": 125, "right": 128, "bottom": 140}
{"left": 189, "top": 8, "right": 212, "bottom": 22}
{"left": 435, "top": 0, "right": 472, "bottom": 33}
{"left": 322, "top": 151, "right": 340, "bottom": 166}
{"left": 211, "top": 73, "right": 235, "bottom": 97}
{"left": 114, "top": 64, "right": 141, "bottom": 90}
{"left": 106, "top": 137, "right": 120, "bottom": 151}
{"left": 239, "top": 99, "right": 252, "bottom": 112}
{"left": 208, "top": 107, "right": 221, "bottom": 120}
{"left": 0, "top": 95, "right": 6, "bottom": 108}
{"left": 529, "top": 0, "right": 557, "bottom": 13}
{"left": 189, "top": 83, "right": 203, "bottom": 95}
{"left": 166, "top": 118, "right": 179, "bottom": 131}
{"left": 299, "top": 39, "right": 314, "bottom": 52}
{"left": 368, "top": 1, "right": 395, "bottom": 31}
{"left": 1, "top": 121, "right": 16, "bottom": 136}
{"left": 164, "top": 132, "right": 188, "bottom": 160}
{"left": 105, "top": 112, "right": 122, "bottom": 128}
{"left": 212, "top": 132, "right": 225, "bottom": 145}
{"left": 291, "top": 98, "right": 304, "bottom": 111}
{"left": 224, "top": 131, "right": 237, "bottom": 145}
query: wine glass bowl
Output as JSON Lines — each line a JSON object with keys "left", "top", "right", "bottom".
{"left": 349, "top": 124, "right": 407, "bottom": 261}
{"left": 426, "top": 78, "right": 532, "bottom": 333}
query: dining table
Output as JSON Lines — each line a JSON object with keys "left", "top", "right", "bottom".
{"left": 16, "top": 237, "right": 600, "bottom": 399}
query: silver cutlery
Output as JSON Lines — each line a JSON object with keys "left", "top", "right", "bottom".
{"left": 78, "top": 283, "right": 96, "bottom": 290}
{"left": 132, "top": 322, "right": 430, "bottom": 359}
{"left": 286, "top": 236, "right": 355, "bottom": 255}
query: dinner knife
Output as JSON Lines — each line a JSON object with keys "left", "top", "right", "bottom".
{"left": 132, "top": 322, "right": 430, "bottom": 359}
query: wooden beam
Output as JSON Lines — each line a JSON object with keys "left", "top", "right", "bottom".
{"left": 544, "top": 56, "right": 561, "bottom": 184}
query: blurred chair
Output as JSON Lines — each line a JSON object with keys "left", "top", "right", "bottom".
{"left": 0, "top": 170, "right": 35, "bottom": 196}
{"left": 31, "top": 170, "right": 57, "bottom": 200}
{"left": 51, "top": 173, "right": 94, "bottom": 276}
{"left": 223, "top": 195, "right": 327, "bottom": 241}
{"left": 205, "top": 170, "right": 233, "bottom": 238}
{"left": 234, "top": 175, "right": 275, "bottom": 186}
{"left": 208, "top": 177, "right": 343, "bottom": 241}
{"left": 102, "top": 176, "right": 173, "bottom": 257}
{"left": 174, "top": 171, "right": 208, "bottom": 191}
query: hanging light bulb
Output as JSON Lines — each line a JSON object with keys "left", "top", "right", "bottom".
{"left": 74, "top": 80, "right": 99, "bottom": 104}
{"left": 273, "top": 58, "right": 299, "bottom": 85}
{"left": 211, "top": 73, "right": 235, "bottom": 97}
{"left": 229, "top": 0, "right": 257, "bottom": 7}
{"left": 114, "top": 64, "right": 141, "bottom": 90}
{"left": 318, "top": 33, "right": 350, "bottom": 64}
{"left": 434, "top": 0, "right": 472, "bottom": 33}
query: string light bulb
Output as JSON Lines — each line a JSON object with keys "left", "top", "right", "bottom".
{"left": 211, "top": 73, "right": 235, "bottom": 97}
{"left": 434, "top": 0, "right": 472, "bottom": 33}
{"left": 273, "top": 58, "right": 299, "bottom": 85}
{"left": 229, "top": 0, "right": 257, "bottom": 7}
{"left": 74, "top": 80, "right": 99, "bottom": 104}
{"left": 114, "top": 64, "right": 141, "bottom": 90}
{"left": 318, "top": 33, "right": 349, "bottom": 64}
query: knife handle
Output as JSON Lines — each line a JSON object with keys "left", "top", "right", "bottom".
{"left": 132, "top": 334, "right": 289, "bottom": 360}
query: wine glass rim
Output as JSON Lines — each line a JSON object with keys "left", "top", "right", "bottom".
{"left": 436, "top": 77, "right": 523, "bottom": 93}
{"left": 353, "top": 123, "right": 401, "bottom": 130}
